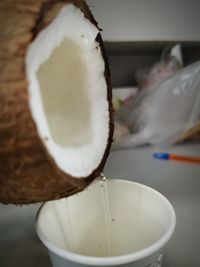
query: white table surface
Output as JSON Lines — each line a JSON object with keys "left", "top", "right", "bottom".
{"left": 0, "top": 144, "right": 200, "bottom": 267}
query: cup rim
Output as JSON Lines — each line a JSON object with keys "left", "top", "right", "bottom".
{"left": 36, "top": 179, "right": 176, "bottom": 266}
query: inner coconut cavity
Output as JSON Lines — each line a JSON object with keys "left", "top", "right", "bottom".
{"left": 37, "top": 38, "right": 91, "bottom": 147}
{"left": 26, "top": 5, "right": 109, "bottom": 177}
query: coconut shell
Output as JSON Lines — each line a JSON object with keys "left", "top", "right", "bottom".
{"left": 0, "top": 0, "right": 114, "bottom": 204}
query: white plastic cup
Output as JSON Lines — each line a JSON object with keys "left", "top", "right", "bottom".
{"left": 36, "top": 179, "right": 176, "bottom": 267}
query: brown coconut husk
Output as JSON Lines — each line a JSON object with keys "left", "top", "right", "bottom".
{"left": 0, "top": 0, "right": 113, "bottom": 204}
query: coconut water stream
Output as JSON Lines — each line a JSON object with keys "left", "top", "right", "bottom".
{"left": 99, "top": 174, "right": 112, "bottom": 256}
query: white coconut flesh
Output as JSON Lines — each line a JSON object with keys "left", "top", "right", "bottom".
{"left": 26, "top": 4, "right": 109, "bottom": 178}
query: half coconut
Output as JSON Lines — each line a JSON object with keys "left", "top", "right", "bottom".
{"left": 0, "top": 0, "right": 113, "bottom": 204}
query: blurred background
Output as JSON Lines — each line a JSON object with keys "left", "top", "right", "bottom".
{"left": 1, "top": 1, "right": 200, "bottom": 267}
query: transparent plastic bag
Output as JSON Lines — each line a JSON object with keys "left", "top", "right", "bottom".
{"left": 135, "top": 44, "right": 183, "bottom": 89}
{"left": 113, "top": 61, "right": 200, "bottom": 149}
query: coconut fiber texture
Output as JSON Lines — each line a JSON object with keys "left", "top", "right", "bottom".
{"left": 0, "top": 0, "right": 113, "bottom": 204}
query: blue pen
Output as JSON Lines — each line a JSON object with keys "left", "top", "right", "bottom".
{"left": 153, "top": 152, "right": 200, "bottom": 164}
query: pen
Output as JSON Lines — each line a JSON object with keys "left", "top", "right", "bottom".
{"left": 153, "top": 152, "right": 200, "bottom": 164}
